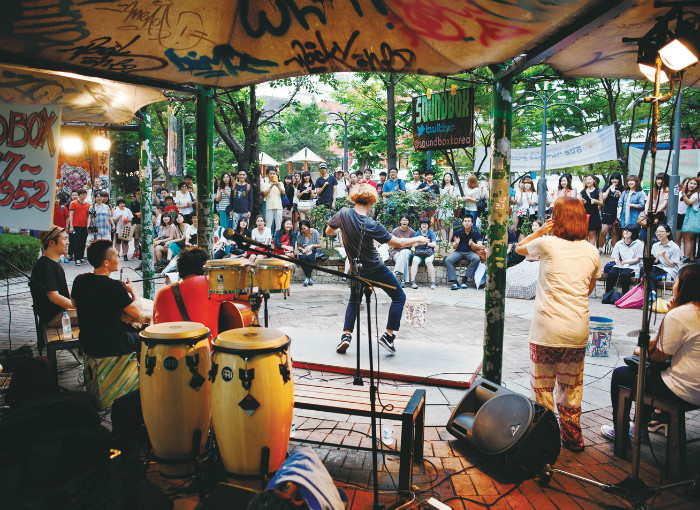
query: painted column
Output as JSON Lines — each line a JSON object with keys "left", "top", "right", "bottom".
{"left": 138, "top": 110, "right": 155, "bottom": 300}
{"left": 482, "top": 76, "right": 512, "bottom": 384}
{"left": 667, "top": 88, "right": 682, "bottom": 239}
{"left": 196, "top": 86, "right": 215, "bottom": 255}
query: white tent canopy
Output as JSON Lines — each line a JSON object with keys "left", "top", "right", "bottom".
{"left": 259, "top": 152, "right": 280, "bottom": 167}
{"left": 286, "top": 148, "right": 325, "bottom": 164}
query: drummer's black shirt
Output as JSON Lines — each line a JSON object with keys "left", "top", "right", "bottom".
{"left": 72, "top": 273, "right": 134, "bottom": 357}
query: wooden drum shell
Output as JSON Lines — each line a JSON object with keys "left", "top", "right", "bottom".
{"left": 139, "top": 325, "right": 211, "bottom": 478}
{"left": 252, "top": 260, "right": 294, "bottom": 295}
{"left": 205, "top": 259, "right": 252, "bottom": 296}
{"left": 210, "top": 328, "right": 294, "bottom": 481}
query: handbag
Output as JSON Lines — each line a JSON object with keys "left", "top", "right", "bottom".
{"left": 615, "top": 283, "right": 644, "bottom": 309}
{"left": 282, "top": 194, "right": 291, "bottom": 208}
{"left": 118, "top": 223, "right": 134, "bottom": 242}
{"left": 298, "top": 200, "right": 314, "bottom": 213}
{"left": 651, "top": 298, "right": 669, "bottom": 314}
{"left": 315, "top": 249, "right": 329, "bottom": 261}
{"left": 414, "top": 245, "right": 434, "bottom": 258}
{"left": 472, "top": 245, "right": 487, "bottom": 263}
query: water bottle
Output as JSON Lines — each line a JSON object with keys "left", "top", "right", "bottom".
{"left": 61, "top": 311, "right": 72, "bottom": 339}
{"left": 382, "top": 424, "right": 394, "bottom": 446}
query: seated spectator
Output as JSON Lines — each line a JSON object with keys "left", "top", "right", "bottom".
{"left": 273, "top": 218, "right": 296, "bottom": 257}
{"left": 603, "top": 224, "right": 644, "bottom": 298}
{"left": 297, "top": 220, "right": 322, "bottom": 287}
{"left": 506, "top": 227, "right": 524, "bottom": 267}
{"left": 249, "top": 214, "right": 271, "bottom": 263}
{"left": 601, "top": 264, "right": 700, "bottom": 446}
{"left": 646, "top": 223, "right": 681, "bottom": 298}
{"left": 30, "top": 227, "right": 77, "bottom": 327}
{"left": 71, "top": 240, "right": 142, "bottom": 357}
{"left": 155, "top": 213, "right": 177, "bottom": 266}
{"left": 390, "top": 215, "right": 414, "bottom": 288}
{"left": 164, "top": 213, "right": 188, "bottom": 262}
{"left": 505, "top": 220, "right": 543, "bottom": 300}
{"left": 154, "top": 247, "right": 222, "bottom": 339}
{"left": 409, "top": 217, "right": 437, "bottom": 289}
{"left": 445, "top": 215, "right": 483, "bottom": 290}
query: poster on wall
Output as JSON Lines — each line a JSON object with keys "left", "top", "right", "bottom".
{"left": 412, "top": 87, "right": 474, "bottom": 152}
{"left": 0, "top": 103, "right": 60, "bottom": 230}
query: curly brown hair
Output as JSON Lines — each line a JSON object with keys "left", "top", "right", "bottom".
{"left": 349, "top": 183, "right": 378, "bottom": 205}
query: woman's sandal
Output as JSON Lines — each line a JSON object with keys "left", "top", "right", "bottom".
{"left": 648, "top": 410, "right": 669, "bottom": 437}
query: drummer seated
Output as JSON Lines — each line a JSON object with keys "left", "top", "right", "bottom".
{"left": 153, "top": 247, "right": 222, "bottom": 339}
{"left": 71, "top": 240, "right": 143, "bottom": 357}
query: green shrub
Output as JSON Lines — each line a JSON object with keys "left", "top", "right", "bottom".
{"left": 0, "top": 234, "right": 41, "bottom": 277}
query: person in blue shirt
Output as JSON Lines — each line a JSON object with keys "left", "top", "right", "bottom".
{"left": 409, "top": 217, "right": 438, "bottom": 289}
{"left": 618, "top": 175, "right": 645, "bottom": 227}
{"left": 381, "top": 167, "right": 405, "bottom": 227}
{"left": 444, "top": 215, "right": 483, "bottom": 290}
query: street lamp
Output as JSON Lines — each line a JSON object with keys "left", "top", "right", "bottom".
{"left": 515, "top": 85, "right": 588, "bottom": 219}
{"left": 326, "top": 109, "right": 361, "bottom": 174}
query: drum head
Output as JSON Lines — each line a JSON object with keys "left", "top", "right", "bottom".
{"left": 254, "top": 259, "right": 293, "bottom": 269}
{"left": 205, "top": 259, "right": 251, "bottom": 268}
{"left": 141, "top": 322, "right": 210, "bottom": 343}
{"left": 215, "top": 327, "right": 288, "bottom": 351}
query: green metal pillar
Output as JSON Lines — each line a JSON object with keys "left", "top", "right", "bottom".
{"left": 138, "top": 110, "right": 155, "bottom": 299}
{"left": 196, "top": 86, "right": 215, "bottom": 255}
{"left": 482, "top": 74, "right": 513, "bottom": 384}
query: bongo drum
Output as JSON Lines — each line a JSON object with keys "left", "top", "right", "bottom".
{"left": 204, "top": 259, "right": 252, "bottom": 296}
{"left": 252, "top": 259, "right": 294, "bottom": 295}
{"left": 210, "top": 327, "right": 293, "bottom": 483}
{"left": 139, "top": 322, "right": 211, "bottom": 477}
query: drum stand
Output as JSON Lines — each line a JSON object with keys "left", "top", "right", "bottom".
{"left": 248, "top": 291, "right": 271, "bottom": 327}
{"left": 233, "top": 233, "right": 393, "bottom": 510}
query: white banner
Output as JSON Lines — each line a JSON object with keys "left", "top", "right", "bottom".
{"left": 0, "top": 103, "right": 60, "bottom": 230}
{"left": 628, "top": 147, "right": 700, "bottom": 183}
{"left": 475, "top": 125, "right": 618, "bottom": 173}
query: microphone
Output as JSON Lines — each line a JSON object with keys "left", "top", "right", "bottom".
{"left": 225, "top": 230, "right": 268, "bottom": 250}
{"left": 222, "top": 228, "right": 236, "bottom": 240}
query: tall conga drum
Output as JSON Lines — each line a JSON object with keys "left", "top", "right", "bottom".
{"left": 211, "top": 327, "right": 293, "bottom": 483}
{"left": 139, "top": 322, "right": 212, "bottom": 477}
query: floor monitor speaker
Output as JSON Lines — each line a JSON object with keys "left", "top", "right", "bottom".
{"left": 446, "top": 378, "right": 560, "bottom": 477}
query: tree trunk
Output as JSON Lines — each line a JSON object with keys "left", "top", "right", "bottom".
{"left": 386, "top": 73, "right": 397, "bottom": 170}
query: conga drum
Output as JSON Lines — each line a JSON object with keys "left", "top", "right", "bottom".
{"left": 139, "top": 322, "right": 212, "bottom": 477}
{"left": 210, "top": 327, "right": 293, "bottom": 483}
{"left": 252, "top": 259, "right": 294, "bottom": 296}
{"left": 204, "top": 259, "right": 252, "bottom": 297}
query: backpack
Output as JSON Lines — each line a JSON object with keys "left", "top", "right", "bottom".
{"left": 5, "top": 356, "right": 54, "bottom": 408}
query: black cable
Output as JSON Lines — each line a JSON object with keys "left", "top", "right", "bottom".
{"left": 5, "top": 275, "right": 11, "bottom": 355}
{"left": 441, "top": 482, "right": 519, "bottom": 508}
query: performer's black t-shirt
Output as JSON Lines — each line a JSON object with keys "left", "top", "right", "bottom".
{"left": 30, "top": 256, "right": 70, "bottom": 323}
{"left": 72, "top": 273, "right": 134, "bottom": 357}
{"left": 328, "top": 208, "right": 392, "bottom": 272}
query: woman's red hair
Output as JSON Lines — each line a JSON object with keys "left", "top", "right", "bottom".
{"left": 552, "top": 197, "right": 588, "bottom": 241}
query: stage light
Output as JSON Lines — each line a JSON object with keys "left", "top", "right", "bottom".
{"left": 61, "top": 136, "right": 84, "bottom": 154}
{"left": 638, "top": 63, "right": 669, "bottom": 83}
{"left": 659, "top": 22, "right": 699, "bottom": 71}
{"left": 92, "top": 135, "right": 111, "bottom": 152}
{"left": 637, "top": 42, "right": 669, "bottom": 83}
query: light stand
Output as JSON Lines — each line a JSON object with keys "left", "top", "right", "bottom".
{"left": 228, "top": 231, "right": 394, "bottom": 510}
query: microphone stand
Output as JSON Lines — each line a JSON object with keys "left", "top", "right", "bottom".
{"left": 230, "top": 231, "right": 391, "bottom": 510}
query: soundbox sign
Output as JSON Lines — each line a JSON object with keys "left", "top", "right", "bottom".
{"left": 412, "top": 88, "right": 474, "bottom": 151}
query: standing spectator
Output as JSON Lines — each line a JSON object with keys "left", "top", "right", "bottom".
{"left": 640, "top": 173, "right": 670, "bottom": 244}
{"left": 53, "top": 193, "right": 69, "bottom": 229}
{"left": 360, "top": 168, "right": 377, "bottom": 189}
{"left": 382, "top": 167, "right": 406, "bottom": 224}
{"left": 282, "top": 174, "right": 294, "bottom": 224}
{"left": 261, "top": 167, "right": 285, "bottom": 233}
{"left": 618, "top": 175, "right": 646, "bottom": 227}
{"left": 580, "top": 174, "right": 602, "bottom": 247}
{"left": 410, "top": 217, "right": 438, "bottom": 289}
{"left": 377, "top": 171, "right": 387, "bottom": 197}
{"left": 216, "top": 171, "right": 233, "bottom": 229}
{"left": 462, "top": 174, "right": 483, "bottom": 224}
{"left": 603, "top": 224, "right": 643, "bottom": 298}
{"left": 679, "top": 177, "right": 699, "bottom": 263}
{"left": 183, "top": 173, "right": 196, "bottom": 195}
{"left": 129, "top": 191, "right": 141, "bottom": 259}
{"left": 164, "top": 195, "right": 179, "bottom": 218}
{"left": 68, "top": 188, "right": 91, "bottom": 265}
{"left": 296, "top": 170, "right": 316, "bottom": 220}
{"left": 599, "top": 172, "right": 623, "bottom": 250}
{"left": 348, "top": 172, "right": 359, "bottom": 192}
{"left": 174, "top": 181, "right": 195, "bottom": 223}
{"left": 390, "top": 214, "right": 415, "bottom": 288}
{"left": 445, "top": 215, "right": 483, "bottom": 290}
{"left": 515, "top": 197, "right": 600, "bottom": 451}
{"left": 231, "top": 169, "right": 253, "bottom": 228}
{"left": 512, "top": 177, "right": 537, "bottom": 229}
{"left": 405, "top": 170, "right": 422, "bottom": 194}
{"left": 315, "top": 162, "right": 337, "bottom": 209}
{"left": 438, "top": 172, "right": 460, "bottom": 241}
{"left": 290, "top": 172, "right": 301, "bottom": 229}
{"left": 249, "top": 215, "right": 272, "bottom": 263}
{"left": 112, "top": 197, "right": 133, "bottom": 260}
{"left": 647, "top": 224, "right": 681, "bottom": 298}
{"left": 88, "top": 192, "right": 114, "bottom": 244}
{"left": 334, "top": 168, "right": 349, "bottom": 200}
{"left": 417, "top": 169, "right": 440, "bottom": 199}
{"left": 676, "top": 177, "right": 689, "bottom": 243}
{"left": 557, "top": 173, "right": 578, "bottom": 198}
{"left": 297, "top": 219, "right": 322, "bottom": 287}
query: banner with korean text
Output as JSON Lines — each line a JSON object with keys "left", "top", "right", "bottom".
{"left": 475, "top": 125, "right": 618, "bottom": 173}
{"left": 0, "top": 103, "right": 60, "bottom": 230}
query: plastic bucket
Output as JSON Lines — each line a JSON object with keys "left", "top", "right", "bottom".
{"left": 405, "top": 294, "right": 427, "bottom": 328}
{"left": 587, "top": 316, "right": 613, "bottom": 357}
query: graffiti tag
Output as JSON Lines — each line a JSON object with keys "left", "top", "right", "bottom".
{"left": 165, "top": 45, "right": 278, "bottom": 78}
{"left": 7, "top": 0, "right": 90, "bottom": 52}
{"left": 56, "top": 35, "right": 168, "bottom": 73}
{"left": 284, "top": 30, "right": 415, "bottom": 73}
{"left": 239, "top": 0, "right": 327, "bottom": 38}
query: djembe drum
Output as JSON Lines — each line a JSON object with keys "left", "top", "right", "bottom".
{"left": 139, "top": 322, "right": 211, "bottom": 477}
{"left": 210, "top": 327, "right": 294, "bottom": 484}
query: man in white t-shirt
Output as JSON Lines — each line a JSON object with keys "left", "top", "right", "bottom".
{"left": 405, "top": 170, "right": 422, "bottom": 194}
{"left": 334, "top": 168, "right": 349, "bottom": 200}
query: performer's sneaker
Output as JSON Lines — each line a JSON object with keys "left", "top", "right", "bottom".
{"left": 336, "top": 333, "right": 352, "bottom": 354}
{"left": 379, "top": 332, "right": 396, "bottom": 353}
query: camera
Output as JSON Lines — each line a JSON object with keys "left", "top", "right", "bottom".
{"left": 88, "top": 225, "right": 98, "bottom": 234}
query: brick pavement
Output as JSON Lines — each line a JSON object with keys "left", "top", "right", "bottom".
{"left": 2, "top": 259, "right": 698, "bottom": 509}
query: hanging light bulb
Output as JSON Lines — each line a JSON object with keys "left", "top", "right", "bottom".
{"left": 659, "top": 20, "right": 699, "bottom": 71}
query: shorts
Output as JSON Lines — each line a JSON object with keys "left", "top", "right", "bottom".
{"left": 132, "top": 223, "right": 142, "bottom": 239}
{"left": 601, "top": 212, "right": 616, "bottom": 225}
{"left": 677, "top": 214, "right": 685, "bottom": 230}
{"left": 413, "top": 254, "right": 435, "bottom": 265}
